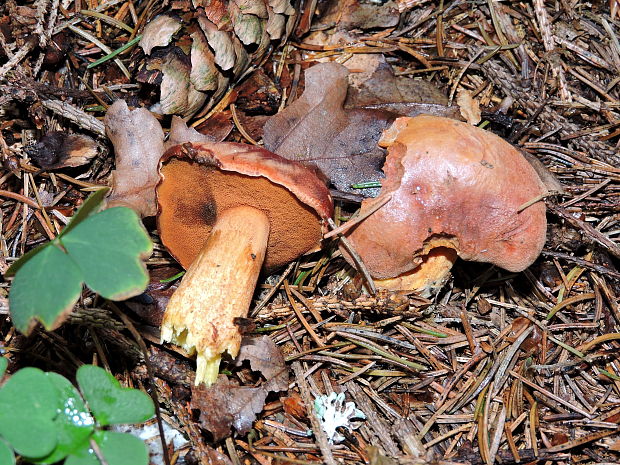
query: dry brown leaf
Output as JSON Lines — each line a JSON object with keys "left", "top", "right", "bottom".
{"left": 196, "top": 0, "right": 233, "bottom": 30}
{"left": 234, "top": 0, "right": 269, "bottom": 18}
{"left": 165, "top": 116, "right": 221, "bottom": 150}
{"left": 269, "top": 0, "right": 295, "bottom": 15}
{"left": 282, "top": 392, "right": 306, "bottom": 420}
{"left": 230, "top": 6, "right": 264, "bottom": 45}
{"left": 264, "top": 62, "right": 458, "bottom": 196}
{"left": 192, "top": 376, "right": 273, "bottom": 440}
{"left": 234, "top": 335, "right": 288, "bottom": 392}
{"left": 263, "top": 62, "right": 393, "bottom": 196}
{"left": 321, "top": 0, "right": 400, "bottom": 30}
{"left": 198, "top": 16, "right": 236, "bottom": 71}
{"left": 104, "top": 100, "right": 165, "bottom": 218}
{"left": 159, "top": 53, "right": 207, "bottom": 116}
{"left": 139, "top": 15, "right": 182, "bottom": 55}
{"left": 191, "top": 336, "right": 287, "bottom": 439}
{"left": 265, "top": 8, "right": 287, "bottom": 39}
{"left": 456, "top": 89, "right": 482, "bottom": 125}
{"left": 190, "top": 30, "right": 219, "bottom": 92}
{"left": 345, "top": 55, "right": 450, "bottom": 109}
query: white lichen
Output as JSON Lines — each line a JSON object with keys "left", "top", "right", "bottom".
{"left": 314, "top": 392, "right": 365, "bottom": 443}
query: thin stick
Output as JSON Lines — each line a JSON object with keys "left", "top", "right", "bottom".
{"left": 0, "top": 190, "right": 40, "bottom": 209}
{"left": 230, "top": 104, "right": 259, "bottom": 146}
{"left": 327, "top": 218, "right": 376, "bottom": 295}
{"left": 323, "top": 194, "right": 391, "bottom": 239}
{"left": 291, "top": 362, "right": 337, "bottom": 465}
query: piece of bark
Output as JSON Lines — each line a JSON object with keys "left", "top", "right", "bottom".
{"left": 192, "top": 375, "right": 282, "bottom": 440}
{"left": 104, "top": 100, "right": 165, "bottom": 218}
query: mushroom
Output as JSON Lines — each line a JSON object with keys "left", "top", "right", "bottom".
{"left": 342, "top": 115, "right": 548, "bottom": 296}
{"left": 157, "top": 142, "right": 333, "bottom": 385}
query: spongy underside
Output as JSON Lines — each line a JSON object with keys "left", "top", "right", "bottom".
{"left": 157, "top": 159, "right": 323, "bottom": 271}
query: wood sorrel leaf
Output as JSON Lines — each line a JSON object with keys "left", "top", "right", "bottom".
{"left": 64, "top": 431, "right": 148, "bottom": 465}
{"left": 58, "top": 187, "right": 110, "bottom": 238}
{"left": 0, "top": 438, "right": 14, "bottom": 465}
{"left": 8, "top": 244, "right": 83, "bottom": 334}
{"left": 0, "top": 368, "right": 58, "bottom": 459}
{"left": 33, "top": 373, "right": 95, "bottom": 464}
{"left": 6, "top": 188, "right": 152, "bottom": 335}
{"left": 76, "top": 365, "right": 154, "bottom": 426}
{"left": 61, "top": 207, "right": 152, "bottom": 300}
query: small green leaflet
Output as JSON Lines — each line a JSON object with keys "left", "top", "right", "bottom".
{"left": 32, "top": 373, "right": 95, "bottom": 464}
{"left": 76, "top": 365, "right": 154, "bottom": 426}
{"left": 64, "top": 431, "right": 148, "bottom": 465}
{"left": 6, "top": 189, "right": 153, "bottom": 334}
{"left": 0, "top": 368, "right": 59, "bottom": 459}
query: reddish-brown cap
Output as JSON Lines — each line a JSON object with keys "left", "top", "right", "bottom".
{"left": 343, "top": 115, "right": 548, "bottom": 279}
{"left": 157, "top": 142, "right": 333, "bottom": 272}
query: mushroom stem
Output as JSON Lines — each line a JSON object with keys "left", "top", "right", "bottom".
{"left": 160, "top": 205, "right": 270, "bottom": 386}
{"left": 374, "top": 248, "right": 458, "bottom": 297}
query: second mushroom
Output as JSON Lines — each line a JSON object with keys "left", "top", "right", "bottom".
{"left": 341, "top": 115, "right": 548, "bottom": 296}
{"left": 157, "top": 142, "right": 333, "bottom": 385}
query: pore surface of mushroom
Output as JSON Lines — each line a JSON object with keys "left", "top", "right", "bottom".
{"left": 157, "top": 142, "right": 333, "bottom": 385}
{"left": 343, "top": 115, "right": 547, "bottom": 294}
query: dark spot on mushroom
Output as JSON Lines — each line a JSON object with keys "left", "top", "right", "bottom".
{"left": 201, "top": 201, "right": 217, "bottom": 226}
{"left": 251, "top": 253, "right": 257, "bottom": 260}
{"left": 480, "top": 160, "right": 494, "bottom": 169}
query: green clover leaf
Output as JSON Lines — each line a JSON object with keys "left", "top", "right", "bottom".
{"left": 61, "top": 208, "right": 151, "bottom": 300}
{"left": 0, "top": 438, "right": 14, "bottom": 465}
{"left": 0, "top": 368, "right": 58, "bottom": 459}
{"left": 30, "top": 373, "right": 95, "bottom": 464}
{"left": 76, "top": 365, "right": 154, "bottom": 426}
{"left": 8, "top": 244, "right": 83, "bottom": 334}
{"left": 6, "top": 189, "right": 152, "bottom": 334}
{"left": 64, "top": 431, "right": 148, "bottom": 465}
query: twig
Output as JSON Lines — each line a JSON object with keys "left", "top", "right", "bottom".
{"left": 0, "top": 39, "right": 36, "bottom": 78}
{"left": 41, "top": 100, "right": 106, "bottom": 136}
{"left": 323, "top": 194, "right": 391, "bottom": 239}
{"left": 291, "top": 362, "right": 337, "bottom": 465}
{"left": 328, "top": 218, "right": 376, "bottom": 295}
{"left": 547, "top": 203, "right": 620, "bottom": 260}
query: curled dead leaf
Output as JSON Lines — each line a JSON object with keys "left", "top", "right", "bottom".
{"left": 234, "top": 335, "right": 289, "bottom": 392}
{"left": 191, "top": 335, "right": 288, "bottom": 439}
{"left": 456, "top": 89, "right": 482, "bottom": 126}
{"left": 282, "top": 391, "right": 306, "bottom": 420}
{"left": 104, "top": 100, "right": 165, "bottom": 218}
{"left": 139, "top": 15, "right": 182, "bottom": 55}
{"left": 165, "top": 116, "right": 221, "bottom": 150}
{"left": 192, "top": 376, "right": 272, "bottom": 440}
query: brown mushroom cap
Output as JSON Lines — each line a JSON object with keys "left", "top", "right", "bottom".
{"left": 157, "top": 142, "right": 333, "bottom": 272}
{"left": 344, "top": 115, "right": 548, "bottom": 279}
